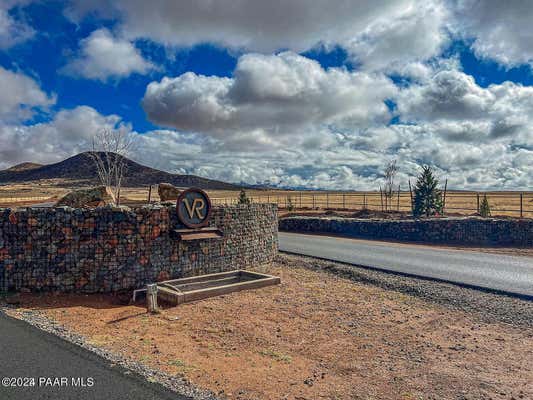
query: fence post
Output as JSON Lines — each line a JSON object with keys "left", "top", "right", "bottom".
{"left": 312, "top": 194, "right": 316, "bottom": 209}
{"left": 343, "top": 193, "right": 346, "bottom": 209}
{"left": 408, "top": 180, "right": 413, "bottom": 214}
{"left": 147, "top": 185, "right": 152, "bottom": 204}
{"left": 476, "top": 193, "right": 480, "bottom": 213}
{"left": 146, "top": 284, "right": 158, "bottom": 313}
{"left": 443, "top": 179, "right": 447, "bottom": 215}
{"left": 299, "top": 192, "right": 302, "bottom": 208}
{"left": 397, "top": 185, "right": 400, "bottom": 212}
{"left": 326, "top": 193, "right": 329, "bottom": 209}
{"left": 520, "top": 193, "right": 523, "bottom": 218}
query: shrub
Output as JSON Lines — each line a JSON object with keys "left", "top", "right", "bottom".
{"left": 238, "top": 189, "right": 251, "bottom": 205}
{"left": 413, "top": 165, "right": 444, "bottom": 218}
{"left": 479, "top": 195, "right": 491, "bottom": 217}
{"left": 287, "top": 196, "right": 295, "bottom": 211}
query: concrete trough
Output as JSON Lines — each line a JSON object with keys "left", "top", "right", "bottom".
{"left": 155, "top": 270, "right": 281, "bottom": 306}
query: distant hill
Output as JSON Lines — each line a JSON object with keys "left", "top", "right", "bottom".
{"left": 0, "top": 152, "right": 241, "bottom": 190}
{"left": 5, "top": 162, "right": 43, "bottom": 172}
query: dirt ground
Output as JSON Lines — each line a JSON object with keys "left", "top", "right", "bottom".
{"left": 284, "top": 233, "right": 533, "bottom": 258}
{"left": 446, "top": 246, "right": 533, "bottom": 257}
{"left": 6, "top": 257, "right": 533, "bottom": 400}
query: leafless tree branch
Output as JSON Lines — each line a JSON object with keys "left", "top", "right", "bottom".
{"left": 383, "top": 159, "right": 398, "bottom": 212}
{"left": 87, "top": 128, "right": 136, "bottom": 205}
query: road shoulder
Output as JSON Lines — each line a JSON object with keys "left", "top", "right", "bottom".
{"left": 278, "top": 253, "right": 533, "bottom": 327}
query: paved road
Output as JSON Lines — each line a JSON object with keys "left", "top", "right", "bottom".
{"left": 0, "top": 313, "right": 189, "bottom": 400}
{"left": 279, "top": 232, "right": 533, "bottom": 298}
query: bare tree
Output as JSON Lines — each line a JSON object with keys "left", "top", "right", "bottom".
{"left": 88, "top": 128, "right": 136, "bottom": 205}
{"left": 383, "top": 159, "right": 398, "bottom": 212}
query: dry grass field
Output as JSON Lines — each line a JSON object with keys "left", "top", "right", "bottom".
{"left": 0, "top": 180, "right": 531, "bottom": 218}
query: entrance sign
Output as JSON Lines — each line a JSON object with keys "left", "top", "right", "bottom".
{"left": 177, "top": 188, "right": 212, "bottom": 228}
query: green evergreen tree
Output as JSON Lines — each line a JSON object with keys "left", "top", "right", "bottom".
{"left": 413, "top": 166, "right": 444, "bottom": 217}
{"left": 238, "top": 189, "right": 251, "bottom": 205}
{"left": 479, "top": 194, "right": 491, "bottom": 217}
{"left": 287, "top": 196, "right": 295, "bottom": 211}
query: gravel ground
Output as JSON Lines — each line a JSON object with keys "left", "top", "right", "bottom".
{"left": 0, "top": 303, "right": 220, "bottom": 400}
{"left": 2, "top": 252, "right": 532, "bottom": 399}
{"left": 278, "top": 253, "right": 533, "bottom": 327}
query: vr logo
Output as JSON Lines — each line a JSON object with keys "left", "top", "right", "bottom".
{"left": 176, "top": 188, "right": 212, "bottom": 229}
{"left": 183, "top": 198, "right": 205, "bottom": 219}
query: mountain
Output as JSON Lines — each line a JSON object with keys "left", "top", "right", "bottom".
{"left": 0, "top": 152, "right": 241, "bottom": 190}
{"left": 5, "top": 162, "right": 43, "bottom": 172}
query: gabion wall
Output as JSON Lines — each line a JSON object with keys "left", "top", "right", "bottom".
{"left": 0, "top": 204, "right": 278, "bottom": 293}
{"left": 279, "top": 216, "right": 532, "bottom": 246}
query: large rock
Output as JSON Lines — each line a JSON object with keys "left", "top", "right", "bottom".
{"left": 158, "top": 183, "right": 181, "bottom": 202}
{"left": 56, "top": 186, "right": 115, "bottom": 208}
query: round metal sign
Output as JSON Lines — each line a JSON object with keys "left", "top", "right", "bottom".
{"left": 176, "top": 188, "right": 212, "bottom": 229}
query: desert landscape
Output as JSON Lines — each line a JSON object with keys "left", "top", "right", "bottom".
{"left": 1, "top": 155, "right": 531, "bottom": 218}
{"left": 2, "top": 2, "right": 533, "bottom": 400}
{"left": 5, "top": 254, "right": 533, "bottom": 400}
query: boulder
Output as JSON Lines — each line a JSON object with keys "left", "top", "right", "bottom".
{"left": 55, "top": 186, "right": 115, "bottom": 208}
{"left": 158, "top": 183, "right": 181, "bottom": 202}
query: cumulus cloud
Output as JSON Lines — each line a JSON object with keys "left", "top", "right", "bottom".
{"left": 130, "top": 125, "right": 532, "bottom": 191}
{"left": 65, "top": 0, "right": 450, "bottom": 72}
{"left": 142, "top": 52, "right": 396, "bottom": 148}
{"left": 452, "top": 0, "right": 533, "bottom": 67}
{"left": 65, "top": 0, "right": 417, "bottom": 51}
{"left": 2, "top": 0, "right": 532, "bottom": 190}
{"left": 345, "top": 1, "right": 449, "bottom": 71}
{"left": 62, "top": 28, "right": 154, "bottom": 81}
{"left": 132, "top": 129, "right": 384, "bottom": 189}
{"left": 0, "top": 106, "right": 131, "bottom": 169}
{"left": 0, "top": 66, "right": 55, "bottom": 122}
{"left": 64, "top": 0, "right": 533, "bottom": 71}
{"left": 136, "top": 56, "right": 533, "bottom": 190}
{"left": 397, "top": 69, "right": 533, "bottom": 145}
{"left": 2, "top": 103, "right": 532, "bottom": 190}
{"left": 0, "top": 1, "right": 34, "bottom": 49}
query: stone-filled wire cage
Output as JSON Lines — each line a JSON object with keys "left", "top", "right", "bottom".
{"left": 0, "top": 203, "right": 278, "bottom": 293}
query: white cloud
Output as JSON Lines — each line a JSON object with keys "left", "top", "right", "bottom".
{"left": 62, "top": 28, "right": 154, "bottom": 81}
{"left": 397, "top": 69, "right": 533, "bottom": 144}
{"left": 2, "top": 101, "right": 532, "bottom": 190}
{"left": 142, "top": 52, "right": 397, "bottom": 148}
{"left": 0, "top": 66, "right": 55, "bottom": 122}
{"left": 66, "top": 0, "right": 450, "bottom": 72}
{"left": 65, "top": 0, "right": 416, "bottom": 51}
{"left": 452, "top": 0, "right": 533, "bottom": 67}
{"left": 345, "top": 1, "right": 449, "bottom": 71}
{"left": 64, "top": 0, "right": 533, "bottom": 71}
{"left": 0, "top": 106, "right": 130, "bottom": 168}
{"left": 1, "top": 1, "right": 532, "bottom": 190}
{"left": 0, "top": 1, "right": 34, "bottom": 49}
{"left": 136, "top": 58, "right": 533, "bottom": 190}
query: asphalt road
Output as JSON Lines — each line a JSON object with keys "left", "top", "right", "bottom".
{"left": 0, "top": 313, "right": 189, "bottom": 400}
{"left": 279, "top": 232, "right": 533, "bottom": 298}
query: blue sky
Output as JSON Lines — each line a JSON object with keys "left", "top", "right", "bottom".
{"left": 0, "top": 0, "right": 532, "bottom": 190}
